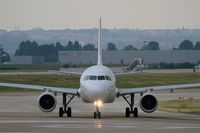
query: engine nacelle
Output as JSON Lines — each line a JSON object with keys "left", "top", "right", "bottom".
{"left": 140, "top": 93, "right": 158, "bottom": 113}
{"left": 38, "top": 92, "right": 57, "bottom": 112}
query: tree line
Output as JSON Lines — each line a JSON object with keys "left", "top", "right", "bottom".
{"left": 15, "top": 41, "right": 118, "bottom": 62}
{"left": 15, "top": 41, "right": 97, "bottom": 62}
{"left": 103, "top": 40, "right": 200, "bottom": 51}
{"left": 0, "top": 38, "right": 194, "bottom": 63}
{"left": 174, "top": 40, "right": 200, "bottom": 50}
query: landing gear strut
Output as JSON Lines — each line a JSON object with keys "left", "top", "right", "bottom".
{"left": 93, "top": 101, "right": 102, "bottom": 119}
{"left": 59, "top": 93, "right": 74, "bottom": 117}
{"left": 123, "top": 94, "right": 138, "bottom": 117}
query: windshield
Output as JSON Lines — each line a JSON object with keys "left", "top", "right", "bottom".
{"left": 84, "top": 75, "right": 112, "bottom": 81}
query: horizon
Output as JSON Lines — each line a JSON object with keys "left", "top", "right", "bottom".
{"left": 1, "top": 27, "right": 200, "bottom": 32}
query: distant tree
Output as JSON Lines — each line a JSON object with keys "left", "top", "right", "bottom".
{"left": 55, "top": 42, "right": 64, "bottom": 51}
{"left": 65, "top": 41, "right": 74, "bottom": 50}
{"left": 73, "top": 41, "right": 82, "bottom": 50}
{"left": 0, "top": 48, "right": 10, "bottom": 63}
{"left": 141, "top": 41, "right": 160, "bottom": 50}
{"left": 107, "top": 42, "right": 117, "bottom": 51}
{"left": 194, "top": 41, "right": 200, "bottom": 50}
{"left": 31, "top": 41, "right": 39, "bottom": 55}
{"left": 123, "top": 45, "right": 137, "bottom": 50}
{"left": 15, "top": 40, "right": 38, "bottom": 56}
{"left": 38, "top": 44, "right": 57, "bottom": 62}
{"left": 83, "top": 44, "right": 95, "bottom": 50}
{"left": 179, "top": 40, "right": 193, "bottom": 50}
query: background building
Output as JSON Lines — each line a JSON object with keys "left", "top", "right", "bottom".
{"left": 59, "top": 50, "right": 200, "bottom": 65}
{"left": 12, "top": 56, "right": 44, "bottom": 64}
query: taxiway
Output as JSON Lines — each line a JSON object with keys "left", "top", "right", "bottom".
{"left": 0, "top": 91, "right": 200, "bottom": 133}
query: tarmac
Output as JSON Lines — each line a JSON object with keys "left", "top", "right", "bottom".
{"left": 0, "top": 90, "right": 200, "bottom": 133}
{"left": 0, "top": 69, "right": 198, "bottom": 75}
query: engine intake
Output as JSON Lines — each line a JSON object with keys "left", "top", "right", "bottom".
{"left": 38, "top": 92, "right": 57, "bottom": 112}
{"left": 140, "top": 93, "right": 158, "bottom": 113}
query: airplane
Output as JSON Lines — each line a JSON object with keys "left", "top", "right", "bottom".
{"left": 1, "top": 18, "right": 200, "bottom": 119}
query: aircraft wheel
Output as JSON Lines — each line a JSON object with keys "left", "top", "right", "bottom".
{"left": 59, "top": 107, "right": 64, "bottom": 117}
{"left": 67, "top": 107, "right": 72, "bottom": 117}
{"left": 98, "top": 112, "right": 101, "bottom": 119}
{"left": 94, "top": 112, "right": 97, "bottom": 119}
{"left": 134, "top": 107, "right": 138, "bottom": 117}
{"left": 125, "top": 107, "right": 130, "bottom": 117}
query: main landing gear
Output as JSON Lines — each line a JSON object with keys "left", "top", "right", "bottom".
{"left": 93, "top": 101, "right": 102, "bottom": 119}
{"left": 59, "top": 93, "right": 74, "bottom": 117}
{"left": 123, "top": 94, "right": 138, "bottom": 118}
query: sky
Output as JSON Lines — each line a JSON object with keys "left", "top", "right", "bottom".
{"left": 0, "top": 0, "right": 200, "bottom": 30}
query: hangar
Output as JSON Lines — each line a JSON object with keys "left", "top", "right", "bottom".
{"left": 59, "top": 50, "right": 200, "bottom": 65}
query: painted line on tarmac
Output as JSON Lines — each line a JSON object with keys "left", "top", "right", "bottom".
{"left": 159, "top": 126, "right": 200, "bottom": 129}
{"left": 0, "top": 132, "right": 32, "bottom": 133}
{"left": 1, "top": 120, "right": 200, "bottom": 129}
{"left": 37, "top": 123, "right": 200, "bottom": 129}
{"left": 0, "top": 120, "right": 87, "bottom": 124}
{"left": 38, "top": 124, "right": 200, "bottom": 129}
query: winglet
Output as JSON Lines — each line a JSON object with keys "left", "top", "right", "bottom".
{"left": 97, "top": 17, "right": 103, "bottom": 65}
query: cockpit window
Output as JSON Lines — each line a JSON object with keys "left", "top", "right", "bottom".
{"left": 105, "top": 76, "right": 111, "bottom": 81}
{"left": 89, "top": 75, "right": 97, "bottom": 80}
{"left": 98, "top": 76, "right": 105, "bottom": 80}
{"left": 84, "top": 75, "right": 111, "bottom": 81}
{"left": 84, "top": 76, "right": 89, "bottom": 80}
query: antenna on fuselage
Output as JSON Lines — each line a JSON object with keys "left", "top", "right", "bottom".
{"left": 97, "top": 17, "right": 103, "bottom": 65}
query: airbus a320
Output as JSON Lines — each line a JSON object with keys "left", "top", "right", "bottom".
{"left": 1, "top": 19, "right": 200, "bottom": 119}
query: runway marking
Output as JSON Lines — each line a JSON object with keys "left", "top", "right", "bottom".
{"left": 159, "top": 126, "right": 200, "bottom": 129}
{"left": 0, "top": 132, "right": 32, "bottom": 133}
{"left": 0, "top": 120, "right": 86, "bottom": 124}
{"left": 37, "top": 124, "right": 137, "bottom": 129}
{"left": 1, "top": 120, "right": 200, "bottom": 129}
{"left": 37, "top": 124, "right": 200, "bottom": 129}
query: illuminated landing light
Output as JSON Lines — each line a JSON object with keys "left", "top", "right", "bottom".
{"left": 94, "top": 100, "right": 103, "bottom": 107}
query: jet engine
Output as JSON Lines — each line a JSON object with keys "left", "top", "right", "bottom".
{"left": 38, "top": 92, "right": 57, "bottom": 112}
{"left": 140, "top": 93, "right": 158, "bottom": 113}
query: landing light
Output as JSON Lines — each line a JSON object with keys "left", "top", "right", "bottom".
{"left": 94, "top": 100, "right": 102, "bottom": 107}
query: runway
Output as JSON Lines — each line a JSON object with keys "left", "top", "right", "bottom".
{"left": 0, "top": 91, "right": 200, "bottom": 133}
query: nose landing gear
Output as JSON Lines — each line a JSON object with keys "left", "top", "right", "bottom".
{"left": 93, "top": 100, "right": 102, "bottom": 119}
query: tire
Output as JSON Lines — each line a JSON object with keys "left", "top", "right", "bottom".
{"left": 67, "top": 107, "right": 72, "bottom": 117}
{"left": 59, "top": 107, "right": 63, "bottom": 117}
{"left": 125, "top": 107, "right": 130, "bottom": 117}
{"left": 134, "top": 107, "right": 138, "bottom": 117}
{"left": 98, "top": 112, "right": 101, "bottom": 119}
{"left": 94, "top": 112, "right": 96, "bottom": 119}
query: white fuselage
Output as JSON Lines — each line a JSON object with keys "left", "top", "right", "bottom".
{"left": 78, "top": 65, "right": 118, "bottom": 103}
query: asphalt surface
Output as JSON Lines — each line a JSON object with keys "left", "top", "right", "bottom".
{"left": 0, "top": 69, "right": 198, "bottom": 75}
{"left": 0, "top": 91, "right": 200, "bottom": 133}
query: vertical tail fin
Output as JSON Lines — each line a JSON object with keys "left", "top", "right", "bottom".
{"left": 97, "top": 18, "right": 103, "bottom": 65}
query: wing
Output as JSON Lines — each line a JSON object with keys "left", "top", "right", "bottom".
{"left": 118, "top": 83, "right": 200, "bottom": 96}
{"left": 0, "top": 82, "right": 79, "bottom": 96}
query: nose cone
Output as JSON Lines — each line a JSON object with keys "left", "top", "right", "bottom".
{"left": 83, "top": 82, "right": 111, "bottom": 102}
